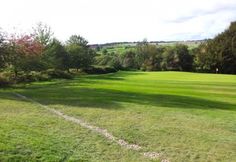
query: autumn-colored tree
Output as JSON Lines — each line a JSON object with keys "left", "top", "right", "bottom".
{"left": 9, "top": 34, "right": 44, "bottom": 76}
{"left": 13, "top": 34, "right": 43, "bottom": 56}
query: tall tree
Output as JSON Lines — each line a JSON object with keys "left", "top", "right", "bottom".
{"left": 67, "top": 35, "right": 88, "bottom": 47}
{"left": 162, "top": 47, "right": 179, "bottom": 70}
{"left": 195, "top": 21, "right": 236, "bottom": 74}
{"left": 122, "top": 51, "right": 137, "bottom": 69}
{"left": 66, "top": 35, "right": 95, "bottom": 70}
{"left": 9, "top": 34, "right": 44, "bottom": 75}
{"left": 175, "top": 44, "right": 193, "bottom": 71}
{"left": 162, "top": 44, "right": 193, "bottom": 71}
{"left": 46, "top": 39, "right": 70, "bottom": 71}
{"left": 33, "top": 22, "right": 54, "bottom": 48}
{"left": 0, "top": 32, "right": 8, "bottom": 69}
{"left": 136, "top": 39, "right": 150, "bottom": 68}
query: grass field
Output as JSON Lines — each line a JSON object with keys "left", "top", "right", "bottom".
{"left": 97, "top": 42, "right": 200, "bottom": 55}
{"left": 1, "top": 71, "right": 236, "bottom": 161}
{"left": 97, "top": 46, "right": 136, "bottom": 55}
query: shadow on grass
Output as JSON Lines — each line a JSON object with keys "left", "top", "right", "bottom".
{"left": 9, "top": 71, "right": 145, "bottom": 90}
{"left": 1, "top": 71, "right": 235, "bottom": 111}
{"left": 2, "top": 87, "right": 235, "bottom": 112}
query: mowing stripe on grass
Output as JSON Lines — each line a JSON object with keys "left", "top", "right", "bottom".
{"left": 14, "top": 92, "right": 169, "bottom": 162}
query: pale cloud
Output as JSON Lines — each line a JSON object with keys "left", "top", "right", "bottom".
{"left": 0, "top": 0, "right": 235, "bottom": 43}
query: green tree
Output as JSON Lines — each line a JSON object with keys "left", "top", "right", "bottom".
{"left": 194, "top": 21, "right": 236, "bottom": 74}
{"left": 102, "top": 49, "right": 108, "bottom": 55}
{"left": 122, "top": 51, "right": 137, "bottom": 69}
{"left": 67, "top": 35, "right": 88, "bottom": 47}
{"left": 0, "top": 33, "right": 8, "bottom": 69}
{"left": 136, "top": 39, "right": 149, "bottom": 68}
{"left": 66, "top": 35, "right": 95, "bottom": 70}
{"left": 33, "top": 22, "right": 54, "bottom": 47}
{"left": 175, "top": 44, "right": 193, "bottom": 71}
{"left": 194, "top": 41, "right": 213, "bottom": 72}
{"left": 162, "top": 47, "right": 179, "bottom": 70}
{"left": 162, "top": 44, "right": 193, "bottom": 71}
{"left": 140, "top": 45, "right": 162, "bottom": 71}
{"left": 46, "top": 39, "right": 70, "bottom": 71}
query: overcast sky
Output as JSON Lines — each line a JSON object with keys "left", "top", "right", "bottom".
{"left": 0, "top": 0, "right": 236, "bottom": 44}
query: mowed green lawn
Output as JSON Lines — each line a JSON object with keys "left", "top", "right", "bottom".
{"left": 1, "top": 71, "right": 236, "bottom": 161}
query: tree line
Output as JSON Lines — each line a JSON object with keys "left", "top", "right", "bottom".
{"left": 96, "top": 41, "right": 194, "bottom": 71}
{"left": 0, "top": 23, "right": 96, "bottom": 85}
{"left": 96, "top": 21, "right": 236, "bottom": 74}
{"left": 0, "top": 21, "right": 236, "bottom": 86}
{"left": 0, "top": 24, "right": 96, "bottom": 75}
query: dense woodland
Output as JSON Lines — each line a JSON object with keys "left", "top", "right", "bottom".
{"left": 0, "top": 21, "right": 236, "bottom": 86}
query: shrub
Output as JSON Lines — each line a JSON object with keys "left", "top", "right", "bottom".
{"left": 103, "top": 66, "right": 118, "bottom": 73}
{"left": 44, "top": 69, "right": 73, "bottom": 79}
{"left": 16, "top": 71, "right": 50, "bottom": 83}
{"left": 0, "top": 73, "right": 12, "bottom": 87}
{"left": 83, "top": 66, "right": 118, "bottom": 74}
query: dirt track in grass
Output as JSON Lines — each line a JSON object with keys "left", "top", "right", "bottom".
{"left": 14, "top": 92, "right": 169, "bottom": 162}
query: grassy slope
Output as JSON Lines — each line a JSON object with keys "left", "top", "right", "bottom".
{"left": 0, "top": 93, "right": 146, "bottom": 162}
{"left": 97, "top": 46, "right": 136, "bottom": 55}
{"left": 1, "top": 71, "right": 236, "bottom": 161}
{"left": 98, "top": 42, "right": 199, "bottom": 55}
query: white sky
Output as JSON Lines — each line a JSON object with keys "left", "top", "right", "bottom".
{"left": 0, "top": 0, "right": 236, "bottom": 44}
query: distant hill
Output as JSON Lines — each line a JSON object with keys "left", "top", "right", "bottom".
{"left": 89, "top": 40, "right": 206, "bottom": 49}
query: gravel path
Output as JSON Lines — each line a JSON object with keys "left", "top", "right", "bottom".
{"left": 14, "top": 92, "right": 169, "bottom": 162}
